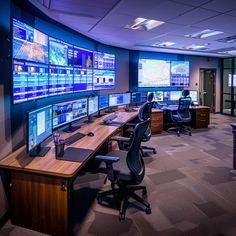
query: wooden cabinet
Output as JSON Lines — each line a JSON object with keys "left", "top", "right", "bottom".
{"left": 151, "top": 109, "right": 163, "bottom": 133}
{"left": 11, "top": 172, "right": 69, "bottom": 236}
{"left": 190, "top": 106, "right": 210, "bottom": 128}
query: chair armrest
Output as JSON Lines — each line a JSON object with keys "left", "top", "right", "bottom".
{"left": 95, "top": 155, "right": 120, "bottom": 164}
{"left": 110, "top": 136, "right": 131, "bottom": 143}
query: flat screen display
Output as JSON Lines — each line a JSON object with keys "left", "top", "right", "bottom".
{"left": 88, "top": 96, "right": 98, "bottom": 115}
{"left": 138, "top": 59, "right": 170, "bottom": 87}
{"left": 170, "top": 61, "right": 190, "bottom": 87}
{"left": 164, "top": 91, "right": 182, "bottom": 101}
{"left": 99, "top": 94, "right": 109, "bottom": 110}
{"left": 49, "top": 37, "right": 73, "bottom": 66}
{"left": 109, "top": 93, "right": 131, "bottom": 107}
{"left": 189, "top": 90, "right": 198, "bottom": 102}
{"left": 13, "top": 18, "right": 48, "bottom": 64}
{"left": 148, "top": 91, "right": 164, "bottom": 102}
{"left": 73, "top": 68, "right": 93, "bottom": 92}
{"left": 93, "top": 69, "right": 115, "bottom": 90}
{"left": 13, "top": 59, "right": 49, "bottom": 104}
{"left": 27, "top": 105, "right": 52, "bottom": 153}
{"left": 52, "top": 98, "right": 87, "bottom": 129}
{"left": 73, "top": 46, "right": 93, "bottom": 68}
{"left": 94, "top": 52, "right": 115, "bottom": 70}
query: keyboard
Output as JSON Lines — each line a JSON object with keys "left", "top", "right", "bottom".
{"left": 103, "top": 113, "right": 118, "bottom": 122}
{"left": 64, "top": 132, "right": 85, "bottom": 145}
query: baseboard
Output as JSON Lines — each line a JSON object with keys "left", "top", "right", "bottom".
{"left": 0, "top": 211, "right": 9, "bottom": 229}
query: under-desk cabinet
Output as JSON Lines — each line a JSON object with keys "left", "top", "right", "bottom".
{"left": 151, "top": 109, "right": 163, "bottom": 133}
{"left": 190, "top": 106, "right": 210, "bottom": 128}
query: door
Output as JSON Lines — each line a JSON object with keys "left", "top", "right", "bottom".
{"left": 199, "top": 69, "right": 216, "bottom": 112}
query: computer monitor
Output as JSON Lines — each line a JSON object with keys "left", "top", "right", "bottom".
{"left": 52, "top": 98, "right": 87, "bottom": 132}
{"left": 86, "top": 96, "right": 98, "bottom": 123}
{"left": 99, "top": 94, "right": 109, "bottom": 111}
{"left": 170, "top": 91, "right": 182, "bottom": 101}
{"left": 189, "top": 90, "right": 198, "bottom": 102}
{"left": 109, "top": 93, "right": 131, "bottom": 107}
{"left": 27, "top": 105, "right": 52, "bottom": 157}
{"left": 148, "top": 91, "right": 164, "bottom": 102}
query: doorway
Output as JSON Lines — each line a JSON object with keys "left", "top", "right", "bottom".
{"left": 199, "top": 69, "right": 216, "bottom": 113}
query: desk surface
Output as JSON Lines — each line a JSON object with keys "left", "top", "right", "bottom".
{"left": 162, "top": 105, "right": 209, "bottom": 111}
{"left": 0, "top": 111, "right": 138, "bottom": 178}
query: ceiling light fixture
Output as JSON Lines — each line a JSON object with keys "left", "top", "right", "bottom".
{"left": 185, "top": 45, "right": 206, "bottom": 50}
{"left": 125, "top": 17, "right": 165, "bottom": 31}
{"left": 185, "top": 29, "right": 223, "bottom": 39}
{"left": 153, "top": 42, "right": 175, "bottom": 47}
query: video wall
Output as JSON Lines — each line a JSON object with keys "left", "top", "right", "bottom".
{"left": 12, "top": 18, "right": 116, "bottom": 104}
{"left": 138, "top": 59, "right": 190, "bottom": 88}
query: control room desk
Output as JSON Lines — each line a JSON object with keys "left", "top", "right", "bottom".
{"left": 0, "top": 111, "right": 138, "bottom": 236}
{"left": 162, "top": 105, "right": 210, "bottom": 129}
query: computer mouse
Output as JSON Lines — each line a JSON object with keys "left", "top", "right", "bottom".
{"left": 87, "top": 132, "right": 94, "bottom": 136}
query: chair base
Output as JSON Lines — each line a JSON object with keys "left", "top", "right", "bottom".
{"left": 97, "top": 184, "right": 151, "bottom": 220}
{"left": 141, "top": 145, "right": 157, "bottom": 154}
{"left": 167, "top": 125, "right": 191, "bottom": 137}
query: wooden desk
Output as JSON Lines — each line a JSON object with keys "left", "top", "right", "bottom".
{"left": 0, "top": 111, "right": 138, "bottom": 236}
{"left": 151, "top": 109, "right": 163, "bottom": 133}
{"left": 160, "top": 105, "right": 210, "bottom": 130}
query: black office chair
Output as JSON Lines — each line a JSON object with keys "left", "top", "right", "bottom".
{"left": 121, "top": 92, "right": 156, "bottom": 155}
{"left": 95, "top": 119, "right": 151, "bottom": 220}
{"left": 168, "top": 90, "right": 192, "bottom": 136}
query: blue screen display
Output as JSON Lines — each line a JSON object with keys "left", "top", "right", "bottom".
{"left": 93, "top": 52, "right": 115, "bottom": 70}
{"left": 99, "top": 94, "right": 109, "bottom": 110}
{"left": 93, "top": 70, "right": 115, "bottom": 90}
{"left": 109, "top": 93, "right": 131, "bottom": 107}
{"left": 13, "top": 18, "right": 48, "bottom": 64}
{"left": 28, "top": 105, "right": 52, "bottom": 152}
{"left": 73, "top": 46, "right": 93, "bottom": 68}
{"left": 52, "top": 98, "right": 87, "bottom": 129}
{"left": 164, "top": 91, "right": 182, "bottom": 101}
{"left": 88, "top": 96, "right": 98, "bottom": 115}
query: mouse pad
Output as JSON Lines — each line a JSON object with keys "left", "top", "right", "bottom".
{"left": 56, "top": 147, "right": 93, "bottom": 162}
{"left": 100, "top": 121, "right": 124, "bottom": 127}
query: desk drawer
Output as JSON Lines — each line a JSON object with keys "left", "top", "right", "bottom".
{"left": 151, "top": 113, "right": 163, "bottom": 133}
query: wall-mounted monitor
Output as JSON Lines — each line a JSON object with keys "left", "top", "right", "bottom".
{"left": 73, "top": 68, "right": 93, "bottom": 92}
{"left": 170, "top": 61, "right": 190, "bottom": 87}
{"left": 13, "top": 60, "right": 49, "bottom": 104}
{"left": 13, "top": 18, "right": 48, "bottom": 64}
{"left": 73, "top": 46, "right": 93, "bottom": 68}
{"left": 52, "top": 98, "right": 87, "bottom": 132}
{"left": 94, "top": 52, "right": 115, "bottom": 70}
{"left": 109, "top": 93, "right": 131, "bottom": 107}
{"left": 189, "top": 90, "right": 198, "bottom": 102}
{"left": 99, "top": 94, "right": 109, "bottom": 111}
{"left": 93, "top": 70, "right": 115, "bottom": 90}
{"left": 27, "top": 105, "right": 52, "bottom": 156}
{"left": 49, "top": 37, "right": 73, "bottom": 66}
{"left": 138, "top": 59, "right": 170, "bottom": 87}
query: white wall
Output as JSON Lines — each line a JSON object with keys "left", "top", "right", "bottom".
{"left": 189, "top": 56, "right": 221, "bottom": 112}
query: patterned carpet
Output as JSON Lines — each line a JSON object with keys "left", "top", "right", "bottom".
{"left": 1, "top": 113, "right": 236, "bottom": 236}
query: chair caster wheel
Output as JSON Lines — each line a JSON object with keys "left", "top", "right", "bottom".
{"left": 97, "top": 194, "right": 102, "bottom": 204}
{"left": 145, "top": 207, "right": 151, "bottom": 214}
{"left": 119, "top": 213, "right": 125, "bottom": 221}
{"left": 189, "top": 133, "right": 192, "bottom": 136}
{"left": 153, "top": 150, "right": 157, "bottom": 154}
{"left": 177, "top": 133, "right": 180, "bottom": 137}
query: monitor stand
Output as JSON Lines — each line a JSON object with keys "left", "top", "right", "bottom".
{"left": 125, "top": 105, "right": 136, "bottom": 112}
{"left": 29, "top": 144, "right": 50, "bottom": 157}
{"left": 63, "top": 123, "right": 81, "bottom": 133}
{"left": 94, "top": 110, "right": 106, "bottom": 118}
{"left": 84, "top": 115, "right": 93, "bottom": 124}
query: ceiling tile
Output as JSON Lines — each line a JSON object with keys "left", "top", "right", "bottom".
{"left": 169, "top": 0, "right": 213, "bottom": 7}
{"left": 201, "top": 0, "right": 236, "bottom": 13}
{"left": 169, "top": 8, "right": 220, "bottom": 25}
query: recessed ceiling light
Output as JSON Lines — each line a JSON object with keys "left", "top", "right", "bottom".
{"left": 125, "top": 17, "right": 165, "bottom": 31}
{"left": 185, "top": 44, "right": 206, "bottom": 50}
{"left": 185, "top": 29, "right": 223, "bottom": 39}
{"left": 153, "top": 42, "right": 175, "bottom": 47}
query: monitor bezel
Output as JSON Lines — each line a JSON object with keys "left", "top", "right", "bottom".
{"left": 98, "top": 94, "right": 109, "bottom": 111}
{"left": 26, "top": 104, "right": 53, "bottom": 154}
{"left": 87, "top": 95, "right": 99, "bottom": 116}
{"left": 109, "top": 92, "right": 131, "bottom": 107}
{"left": 52, "top": 97, "right": 88, "bottom": 130}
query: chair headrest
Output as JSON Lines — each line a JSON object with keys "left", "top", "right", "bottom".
{"left": 182, "top": 90, "right": 190, "bottom": 97}
{"left": 147, "top": 92, "right": 154, "bottom": 102}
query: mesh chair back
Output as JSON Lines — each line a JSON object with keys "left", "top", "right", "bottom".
{"left": 126, "top": 118, "right": 150, "bottom": 184}
{"left": 138, "top": 101, "right": 152, "bottom": 121}
{"left": 177, "top": 96, "right": 191, "bottom": 122}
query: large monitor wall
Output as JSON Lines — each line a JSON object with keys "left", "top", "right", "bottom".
{"left": 138, "top": 59, "right": 190, "bottom": 88}
{"left": 12, "top": 18, "right": 116, "bottom": 104}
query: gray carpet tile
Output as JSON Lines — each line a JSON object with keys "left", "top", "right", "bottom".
{"left": 204, "top": 143, "right": 233, "bottom": 160}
